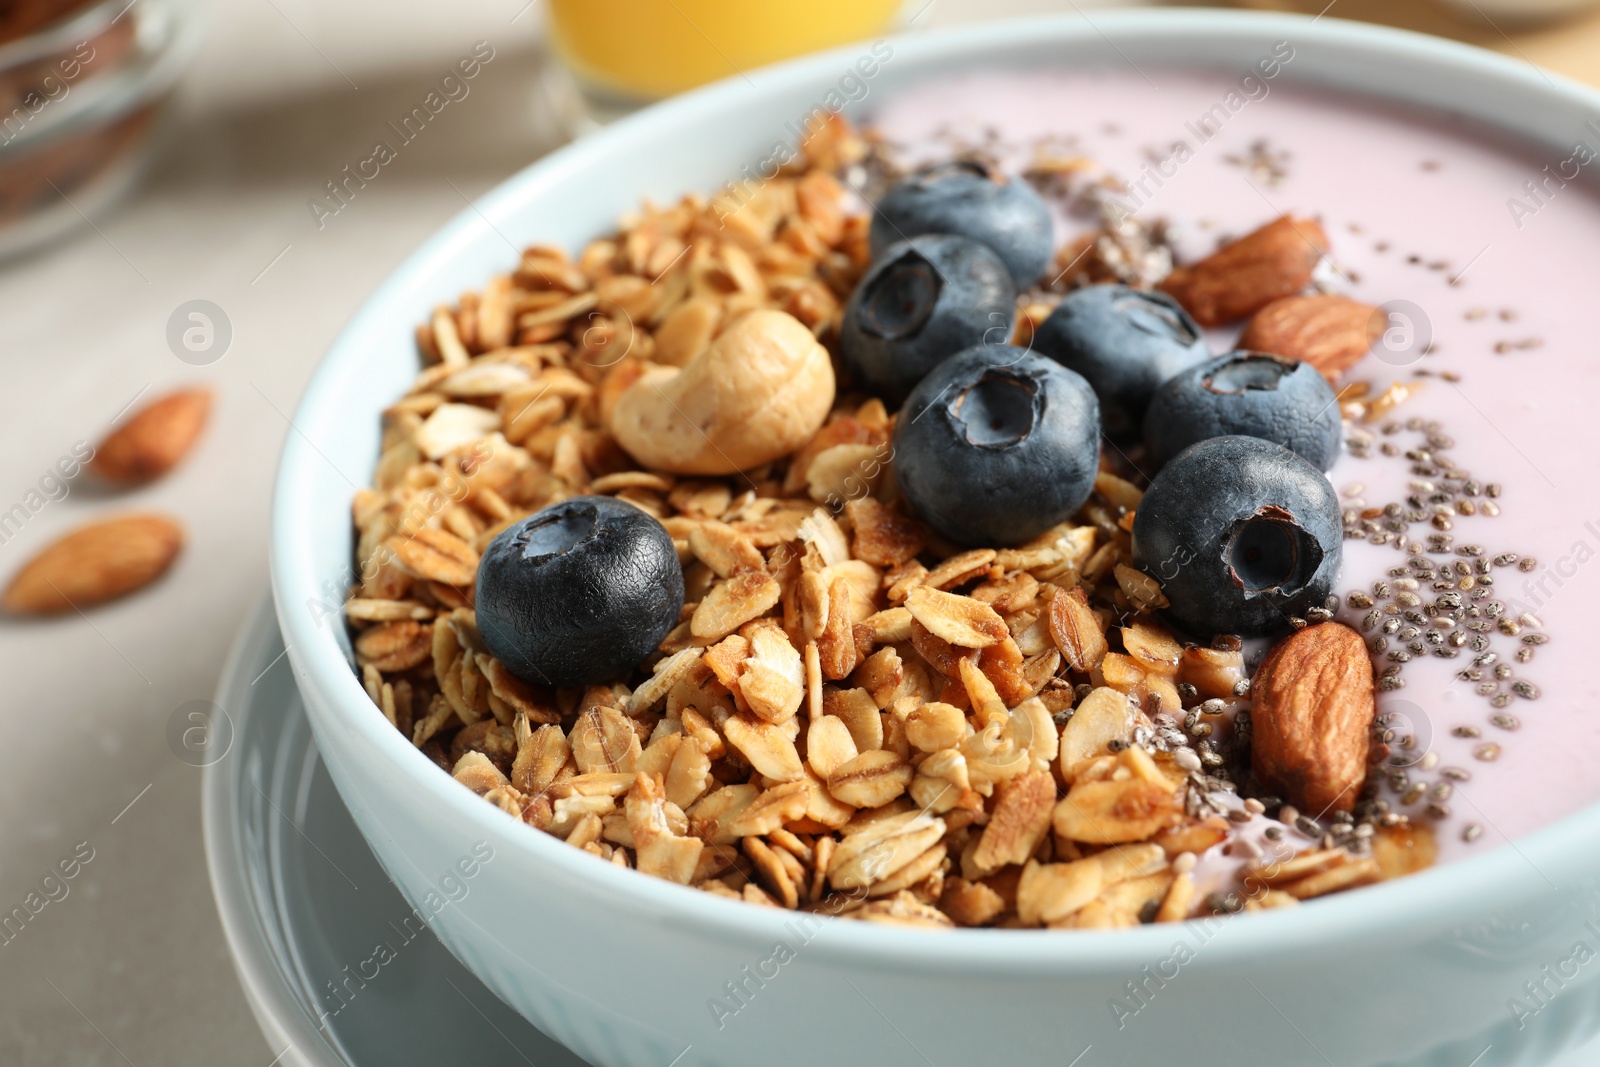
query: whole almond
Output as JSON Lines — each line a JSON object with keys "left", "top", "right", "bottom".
{"left": 1250, "top": 621, "right": 1375, "bottom": 814}
{"left": 3, "top": 514, "right": 184, "bottom": 614}
{"left": 1157, "top": 215, "right": 1329, "bottom": 326}
{"left": 90, "top": 387, "right": 212, "bottom": 486}
{"left": 1239, "top": 294, "right": 1379, "bottom": 381}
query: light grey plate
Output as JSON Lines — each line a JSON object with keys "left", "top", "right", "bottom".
{"left": 202, "top": 598, "right": 592, "bottom": 1067}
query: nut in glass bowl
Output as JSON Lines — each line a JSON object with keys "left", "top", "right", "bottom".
{"left": 0, "top": 0, "right": 200, "bottom": 259}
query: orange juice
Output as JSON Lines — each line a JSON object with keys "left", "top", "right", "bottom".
{"left": 548, "top": 0, "right": 904, "bottom": 100}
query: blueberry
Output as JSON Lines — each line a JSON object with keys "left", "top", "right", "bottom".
{"left": 1131, "top": 436, "right": 1341, "bottom": 637}
{"left": 894, "top": 345, "right": 1100, "bottom": 546}
{"left": 476, "top": 496, "right": 684, "bottom": 686}
{"left": 840, "top": 234, "right": 1016, "bottom": 404}
{"left": 1144, "top": 352, "right": 1342, "bottom": 471}
{"left": 871, "top": 161, "right": 1053, "bottom": 287}
{"left": 1031, "top": 284, "right": 1210, "bottom": 439}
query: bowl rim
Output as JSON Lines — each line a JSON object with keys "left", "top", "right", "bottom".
{"left": 272, "top": 7, "right": 1600, "bottom": 972}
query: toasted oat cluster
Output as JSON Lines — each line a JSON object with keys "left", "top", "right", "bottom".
{"left": 345, "top": 116, "right": 1428, "bottom": 929}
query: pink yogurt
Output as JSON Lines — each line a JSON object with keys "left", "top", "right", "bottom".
{"left": 868, "top": 68, "right": 1600, "bottom": 874}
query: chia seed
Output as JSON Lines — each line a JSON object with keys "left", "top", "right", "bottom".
{"left": 1206, "top": 891, "right": 1244, "bottom": 915}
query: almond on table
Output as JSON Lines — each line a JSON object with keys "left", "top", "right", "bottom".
{"left": 3, "top": 514, "right": 183, "bottom": 614}
{"left": 89, "top": 387, "right": 212, "bottom": 486}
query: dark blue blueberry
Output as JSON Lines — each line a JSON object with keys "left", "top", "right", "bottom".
{"left": 893, "top": 345, "right": 1100, "bottom": 546}
{"left": 1031, "top": 284, "right": 1210, "bottom": 439}
{"left": 870, "top": 162, "right": 1053, "bottom": 287}
{"left": 840, "top": 234, "right": 1015, "bottom": 404}
{"left": 1144, "top": 352, "right": 1342, "bottom": 471}
{"left": 476, "top": 496, "right": 684, "bottom": 687}
{"left": 1131, "top": 436, "right": 1341, "bottom": 638}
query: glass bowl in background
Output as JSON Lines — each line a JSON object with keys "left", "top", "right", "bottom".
{"left": 0, "top": 0, "right": 200, "bottom": 259}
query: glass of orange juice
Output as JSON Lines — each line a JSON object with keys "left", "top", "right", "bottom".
{"left": 545, "top": 0, "right": 905, "bottom": 130}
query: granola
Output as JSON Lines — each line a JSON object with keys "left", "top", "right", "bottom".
{"left": 342, "top": 114, "right": 1439, "bottom": 930}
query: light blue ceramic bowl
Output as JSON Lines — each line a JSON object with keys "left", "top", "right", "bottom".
{"left": 270, "top": 12, "right": 1600, "bottom": 1066}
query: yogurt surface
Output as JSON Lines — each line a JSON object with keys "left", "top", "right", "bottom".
{"left": 866, "top": 66, "right": 1600, "bottom": 872}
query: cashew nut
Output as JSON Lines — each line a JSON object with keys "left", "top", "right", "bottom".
{"left": 609, "top": 308, "right": 835, "bottom": 475}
